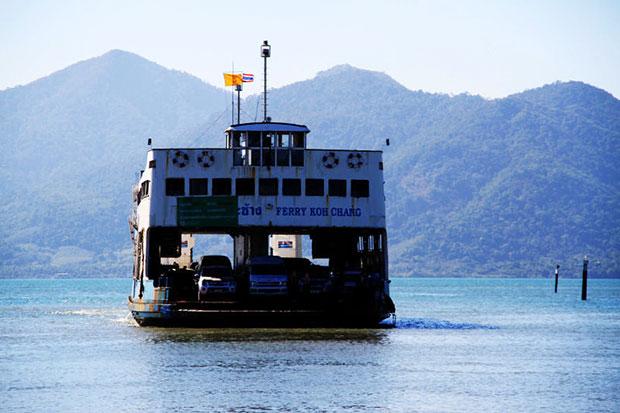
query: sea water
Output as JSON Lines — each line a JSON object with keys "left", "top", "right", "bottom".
{"left": 0, "top": 277, "right": 618, "bottom": 412}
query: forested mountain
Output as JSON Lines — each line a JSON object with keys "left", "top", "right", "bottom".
{"left": 0, "top": 50, "right": 227, "bottom": 276}
{"left": 0, "top": 52, "right": 618, "bottom": 277}
{"left": 248, "top": 67, "right": 620, "bottom": 277}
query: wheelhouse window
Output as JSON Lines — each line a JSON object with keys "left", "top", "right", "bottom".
{"left": 259, "top": 178, "right": 278, "bottom": 196}
{"left": 351, "top": 179, "right": 369, "bottom": 198}
{"left": 165, "top": 178, "right": 184, "bottom": 196}
{"left": 236, "top": 178, "right": 255, "bottom": 196}
{"left": 305, "top": 179, "right": 324, "bottom": 196}
{"left": 137, "top": 180, "right": 150, "bottom": 204}
{"left": 282, "top": 178, "right": 301, "bottom": 196}
{"left": 229, "top": 131, "right": 241, "bottom": 148}
{"left": 277, "top": 133, "right": 291, "bottom": 147}
{"left": 140, "top": 180, "right": 150, "bottom": 198}
{"left": 248, "top": 132, "right": 260, "bottom": 147}
{"left": 328, "top": 179, "right": 346, "bottom": 197}
{"left": 248, "top": 132, "right": 261, "bottom": 167}
{"left": 212, "top": 178, "right": 231, "bottom": 196}
{"left": 292, "top": 132, "right": 305, "bottom": 148}
{"left": 189, "top": 178, "right": 208, "bottom": 196}
{"left": 275, "top": 133, "right": 291, "bottom": 167}
{"left": 228, "top": 129, "right": 306, "bottom": 167}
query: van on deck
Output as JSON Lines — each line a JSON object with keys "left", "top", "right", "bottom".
{"left": 248, "top": 256, "right": 288, "bottom": 296}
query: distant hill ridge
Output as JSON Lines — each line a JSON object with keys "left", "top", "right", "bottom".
{"left": 0, "top": 50, "right": 618, "bottom": 278}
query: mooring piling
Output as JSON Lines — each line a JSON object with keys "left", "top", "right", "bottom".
{"left": 581, "top": 256, "right": 589, "bottom": 301}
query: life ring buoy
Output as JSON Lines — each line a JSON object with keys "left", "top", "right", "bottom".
{"left": 197, "top": 150, "right": 215, "bottom": 168}
{"left": 171, "top": 150, "right": 189, "bottom": 168}
{"left": 322, "top": 151, "right": 339, "bottom": 169}
{"left": 347, "top": 152, "right": 364, "bottom": 168}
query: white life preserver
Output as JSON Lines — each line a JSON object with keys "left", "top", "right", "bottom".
{"left": 322, "top": 151, "right": 339, "bottom": 169}
{"left": 197, "top": 150, "right": 215, "bottom": 168}
{"left": 347, "top": 152, "right": 364, "bottom": 169}
{"left": 171, "top": 150, "right": 189, "bottom": 168}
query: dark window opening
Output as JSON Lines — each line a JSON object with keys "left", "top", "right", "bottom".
{"left": 262, "top": 149, "right": 274, "bottom": 166}
{"left": 236, "top": 178, "right": 255, "bottom": 196}
{"left": 282, "top": 179, "right": 301, "bottom": 196}
{"left": 189, "top": 178, "right": 208, "bottom": 196}
{"left": 291, "top": 149, "right": 304, "bottom": 166}
{"left": 248, "top": 132, "right": 260, "bottom": 147}
{"left": 328, "top": 179, "right": 346, "bottom": 197}
{"left": 351, "top": 179, "right": 369, "bottom": 198}
{"left": 276, "top": 149, "right": 290, "bottom": 166}
{"left": 165, "top": 178, "right": 184, "bottom": 196}
{"left": 141, "top": 180, "right": 150, "bottom": 197}
{"left": 259, "top": 178, "right": 278, "bottom": 196}
{"left": 138, "top": 180, "right": 150, "bottom": 204}
{"left": 292, "top": 133, "right": 305, "bottom": 148}
{"left": 212, "top": 178, "right": 231, "bottom": 196}
{"left": 229, "top": 131, "right": 241, "bottom": 148}
{"left": 262, "top": 133, "right": 274, "bottom": 148}
{"left": 305, "top": 179, "right": 324, "bottom": 196}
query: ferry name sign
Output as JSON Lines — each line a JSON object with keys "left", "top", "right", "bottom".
{"left": 175, "top": 196, "right": 381, "bottom": 228}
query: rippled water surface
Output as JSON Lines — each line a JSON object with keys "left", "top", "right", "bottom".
{"left": 1, "top": 278, "right": 619, "bottom": 412}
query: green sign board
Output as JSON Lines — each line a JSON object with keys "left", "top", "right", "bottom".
{"left": 177, "top": 196, "right": 238, "bottom": 227}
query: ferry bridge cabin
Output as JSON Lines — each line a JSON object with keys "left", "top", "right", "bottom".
{"left": 130, "top": 122, "right": 391, "bottom": 321}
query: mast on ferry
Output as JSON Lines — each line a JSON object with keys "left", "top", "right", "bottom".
{"left": 261, "top": 40, "right": 271, "bottom": 122}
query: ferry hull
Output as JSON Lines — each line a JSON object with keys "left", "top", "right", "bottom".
{"left": 128, "top": 298, "right": 395, "bottom": 328}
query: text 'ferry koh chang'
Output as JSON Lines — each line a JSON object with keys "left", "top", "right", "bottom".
{"left": 128, "top": 41, "right": 396, "bottom": 327}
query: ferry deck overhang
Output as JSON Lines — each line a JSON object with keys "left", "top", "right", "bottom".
{"left": 141, "top": 225, "right": 388, "bottom": 280}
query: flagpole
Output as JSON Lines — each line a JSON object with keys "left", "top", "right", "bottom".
{"left": 231, "top": 62, "right": 235, "bottom": 125}
{"left": 236, "top": 84, "right": 242, "bottom": 124}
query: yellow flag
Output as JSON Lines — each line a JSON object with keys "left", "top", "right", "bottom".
{"left": 223, "top": 73, "right": 243, "bottom": 86}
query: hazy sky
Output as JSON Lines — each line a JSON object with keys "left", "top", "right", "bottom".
{"left": 1, "top": 0, "right": 619, "bottom": 98}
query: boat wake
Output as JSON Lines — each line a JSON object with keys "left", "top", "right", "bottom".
{"left": 51, "top": 309, "right": 138, "bottom": 326}
{"left": 51, "top": 309, "right": 111, "bottom": 317}
{"left": 113, "top": 312, "right": 139, "bottom": 326}
{"left": 395, "top": 317, "right": 498, "bottom": 330}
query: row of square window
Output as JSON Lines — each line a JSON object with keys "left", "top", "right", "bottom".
{"left": 164, "top": 177, "right": 370, "bottom": 198}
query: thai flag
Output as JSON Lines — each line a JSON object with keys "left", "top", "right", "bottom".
{"left": 242, "top": 73, "right": 254, "bottom": 82}
{"left": 278, "top": 241, "right": 293, "bottom": 249}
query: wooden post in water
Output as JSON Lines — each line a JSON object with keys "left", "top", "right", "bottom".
{"left": 581, "top": 256, "right": 589, "bottom": 301}
{"left": 554, "top": 264, "right": 560, "bottom": 293}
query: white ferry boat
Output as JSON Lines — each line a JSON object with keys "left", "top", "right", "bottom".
{"left": 128, "top": 43, "right": 395, "bottom": 327}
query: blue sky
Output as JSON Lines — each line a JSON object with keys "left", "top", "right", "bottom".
{"left": 1, "top": 0, "right": 619, "bottom": 98}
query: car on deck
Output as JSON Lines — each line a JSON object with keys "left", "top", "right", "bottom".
{"left": 197, "top": 255, "right": 236, "bottom": 300}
